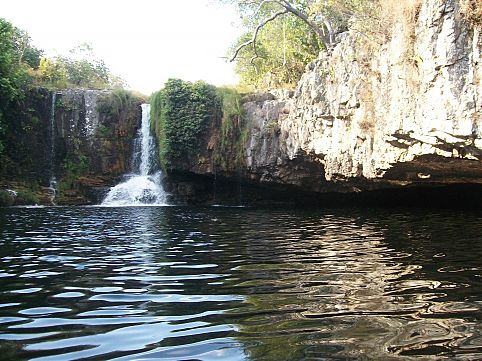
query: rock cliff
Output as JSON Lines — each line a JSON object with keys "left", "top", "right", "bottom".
{"left": 52, "top": 89, "right": 144, "bottom": 204}
{"left": 168, "top": 0, "right": 481, "bottom": 205}
{"left": 270, "top": 0, "right": 481, "bottom": 189}
{"left": 0, "top": 88, "right": 144, "bottom": 205}
{"left": 2, "top": 0, "right": 480, "bottom": 207}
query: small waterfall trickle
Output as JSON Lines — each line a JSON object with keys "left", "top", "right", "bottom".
{"left": 237, "top": 168, "right": 243, "bottom": 206}
{"left": 102, "top": 104, "right": 167, "bottom": 206}
{"left": 48, "top": 92, "right": 57, "bottom": 204}
{"left": 212, "top": 163, "right": 218, "bottom": 205}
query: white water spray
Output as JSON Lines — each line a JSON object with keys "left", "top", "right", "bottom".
{"left": 102, "top": 104, "right": 167, "bottom": 206}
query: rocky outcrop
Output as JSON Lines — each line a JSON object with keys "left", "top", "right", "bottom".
{"left": 239, "top": 0, "right": 481, "bottom": 192}
{"left": 2, "top": 0, "right": 480, "bottom": 206}
{"left": 168, "top": 0, "right": 481, "bottom": 205}
{"left": 0, "top": 88, "right": 144, "bottom": 205}
{"left": 52, "top": 89, "right": 144, "bottom": 204}
{"left": 274, "top": 0, "right": 481, "bottom": 187}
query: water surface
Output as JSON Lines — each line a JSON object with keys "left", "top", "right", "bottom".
{"left": 0, "top": 206, "right": 481, "bottom": 360}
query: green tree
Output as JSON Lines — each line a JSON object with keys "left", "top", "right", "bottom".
{"left": 36, "top": 58, "right": 68, "bottom": 88}
{"left": 60, "top": 43, "right": 109, "bottom": 88}
{"left": 224, "top": 0, "right": 381, "bottom": 89}
{"left": 35, "top": 43, "right": 126, "bottom": 90}
{"left": 232, "top": 13, "right": 322, "bottom": 88}
{"left": 0, "top": 18, "right": 42, "bottom": 155}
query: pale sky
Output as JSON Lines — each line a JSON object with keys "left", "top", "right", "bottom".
{"left": 1, "top": 0, "right": 242, "bottom": 95}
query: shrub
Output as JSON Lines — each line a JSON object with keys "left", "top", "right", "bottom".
{"left": 215, "top": 87, "right": 249, "bottom": 167}
{"left": 150, "top": 79, "right": 220, "bottom": 170}
{"left": 15, "top": 189, "right": 39, "bottom": 205}
{"left": 0, "top": 190, "right": 14, "bottom": 206}
{"left": 97, "top": 89, "right": 144, "bottom": 118}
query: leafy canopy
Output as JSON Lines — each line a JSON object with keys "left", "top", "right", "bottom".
{"left": 0, "top": 17, "right": 43, "bottom": 155}
{"left": 225, "top": 0, "right": 383, "bottom": 89}
{"left": 34, "top": 43, "right": 126, "bottom": 89}
{"left": 232, "top": 13, "right": 322, "bottom": 89}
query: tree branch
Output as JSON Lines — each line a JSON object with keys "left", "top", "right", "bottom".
{"left": 277, "top": 0, "right": 334, "bottom": 48}
{"left": 229, "top": 9, "right": 288, "bottom": 62}
{"left": 230, "top": 0, "right": 337, "bottom": 64}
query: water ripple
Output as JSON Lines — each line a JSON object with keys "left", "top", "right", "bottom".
{"left": 0, "top": 206, "right": 481, "bottom": 360}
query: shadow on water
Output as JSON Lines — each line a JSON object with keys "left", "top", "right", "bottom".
{"left": 0, "top": 206, "right": 481, "bottom": 360}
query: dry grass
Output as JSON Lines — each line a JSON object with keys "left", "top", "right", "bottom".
{"left": 380, "top": 0, "right": 422, "bottom": 27}
{"left": 350, "top": 0, "right": 423, "bottom": 63}
{"left": 377, "top": 0, "right": 422, "bottom": 43}
{"left": 461, "top": 0, "right": 482, "bottom": 26}
{"left": 350, "top": 0, "right": 423, "bottom": 133}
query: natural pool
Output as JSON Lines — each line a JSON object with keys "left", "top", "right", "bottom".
{"left": 0, "top": 206, "right": 481, "bottom": 360}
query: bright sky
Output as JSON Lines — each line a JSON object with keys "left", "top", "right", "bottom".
{"left": 2, "top": 0, "right": 242, "bottom": 95}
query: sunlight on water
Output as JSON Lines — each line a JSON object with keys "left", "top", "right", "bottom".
{"left": 0, "top": 206, "right": 481, "bottom": 360}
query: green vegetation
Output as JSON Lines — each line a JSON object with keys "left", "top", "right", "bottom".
{"left": 0, "top": 18, "right": 42, "bottom": 155}
{"left": 96, "top": 124, "right": 112, "bottom": 138}
{"left": 225, "top": 0, "right": 422, "bottom": 89}
{"left": 0, "top": 17, "right": 127, "bottom": 159}
{"left": 34, "top": 43, "right": 126, "bottom": 90}
{"left": 59, "top": 154, "right": 90, "bottom": 193}
{"left": 232, "top": 14, "right": 323, "bottom": 89}
{"left": 97, "top": 89, "right": 143, "bottom": 118}
{"left": 215, "top": 87, "right": 248, "bottom": 167}
{"left": 150, "top": 80, "right": 249, "bottom": 172}
{"left": 15, "top": 188, "right": 39, "bottom": 205}
{"left": 0, "top": 190, "right": 14, "bottom": 207}
{"left": 150, "top": 79, "right": 220, "bottom": 170}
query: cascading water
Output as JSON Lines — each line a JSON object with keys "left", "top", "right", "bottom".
{"left": 48, "top": 92, "right": 57, "bottom": 204}
{"left": 101, "top": 104, "right": 167, "bottom": 206}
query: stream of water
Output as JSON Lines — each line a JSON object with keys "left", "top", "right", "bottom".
{"left": 0, "top": 206, "right": 481, "bottom": 360}
{"left": 102, "top": 104, "right": 167, "bottom": 206}
{"left": 48, "top": 93, "right": 57, "bottom": 204}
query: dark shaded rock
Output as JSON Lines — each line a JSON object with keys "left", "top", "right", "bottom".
{"left": 0, "top": 88, "right": 144, "bottom": 205}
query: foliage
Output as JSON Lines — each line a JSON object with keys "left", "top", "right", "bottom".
{"left": 34, "top": 43, "right": 126, "bottom": 90}
{"left": 227, "top": 0, "right": 326, "bottom": 89}
{"left": 0, "top": 17, "right": 125, "bottom": 162}
{"left": 150, "top": 79, "right": 220, "bottom": 170}
{"left": 232, "top": 14, "right": 322, "bottom": 89}
{"left": 310, "top": 0, "right": 380, "bottom": 32}
{"left": 225, "top": 0, "right": 422, "bottom": 89}
{"left": 97, "top": 89, "right": 143, "bottom": 118}
{"left": 215, "top": 87, "right": 248, "bottom": 167}
{"left": 0, "top": 18, "right": 42, "bottom": 155}
{"left": 96, "top": 124, "right": 111, "bottom": 138}
{"left": 15, "top": 188, "right": 39, "bottom": 205}
{"left": 0, "top": 190, "right": 14, "bottom": 207}
{"left": 60, "top": 154, "right": 90, "bottom": 191}
{"left": 36, "top": 58, "right": 68, "bottom": 88}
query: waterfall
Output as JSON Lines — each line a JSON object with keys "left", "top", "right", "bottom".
{"left": 48, "top": 92, "right": 57, "bottom": 204}
{"left": 101, "top": 104, "right": 167, "bottom": 206}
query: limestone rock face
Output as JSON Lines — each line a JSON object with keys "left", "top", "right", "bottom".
{"left": 240, "top": 0, "right": 481, "bottom": 191}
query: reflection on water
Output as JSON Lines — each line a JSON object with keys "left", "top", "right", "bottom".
{"left": 0, "top": 206, "right": 481, "bottom": 360}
